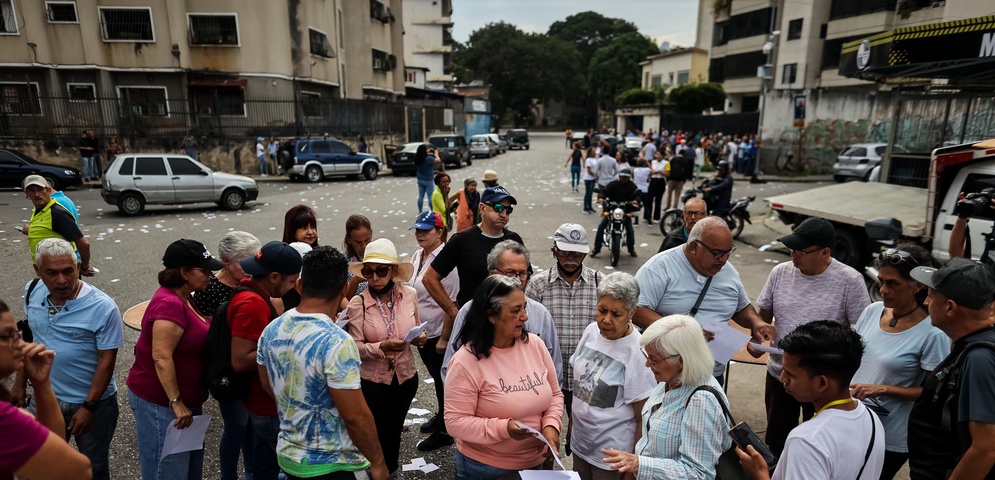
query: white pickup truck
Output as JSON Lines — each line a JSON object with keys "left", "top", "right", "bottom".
{"left": 766, "top": 140, "right": 995, "bottom": 271}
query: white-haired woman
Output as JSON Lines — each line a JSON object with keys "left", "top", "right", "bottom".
{"left": 570, "top": 272, "right": 657, "bottom": 480}
{"left": 193, "top": 231, "right": 260, "bottom": 319}
{"left": 602, "top": 314, "right": 732, "bottom": 480}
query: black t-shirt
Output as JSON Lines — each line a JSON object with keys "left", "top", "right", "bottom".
{"left": 571, "top": 149, "right": 582, "bottom": 167}
{"left": 659, "top": 227, "right": 688, "bottom": 253}
{"left": 430, "top": 225, "right": 526, "bottom": 306}
{"left": 40, "top": 202, "right": 83, "bottom": 242}
{"left": 669, "top": 156, "right": 693, "bottom": 182}
{"left": 908, "top": 327, "right": 995, "bottom": 479}
{"left": 599, "top": 180, "right": 640, "bottom": 208}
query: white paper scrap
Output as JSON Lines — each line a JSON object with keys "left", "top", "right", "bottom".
{"left": 749, "top": 342, "right": 784, "bottom": 355}
{"left": 517, "top": 422, "right": 566, "bottom": 471}
{"left": 161, "top": 415, "right": 211, "bottom": 460}
{"left": 699, "top": 320, "right": 751, "bottom": 365}
{"left": 408, "top": 408, "right": 432, "bottom": 416}
{"left": 519, "top": 471, "right": 580, "bottom": 479}
{"left": 420, "top": 464, "right": 439, "bottom": 473}
{"left": 334, "top": 310, "right": 350, "bottom": 329}
{"left": 403, "top": 322, "right": 428, "bottom": 343}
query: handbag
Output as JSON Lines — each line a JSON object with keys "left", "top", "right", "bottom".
{"left": 685, "top": 385, "right": 758, "bottom": 480}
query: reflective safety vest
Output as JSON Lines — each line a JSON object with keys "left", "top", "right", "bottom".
{"left": 28, "top": 199, "right": 78, "bottom": 262}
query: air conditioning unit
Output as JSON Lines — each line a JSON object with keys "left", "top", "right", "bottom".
{"left": 757, "top": 64, "right": 772, "bottom": 80}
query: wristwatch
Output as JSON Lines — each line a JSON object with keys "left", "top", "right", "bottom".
{"left": 82, "top": 400, "right": 99, "bottom": 412}
{"left": 168, "top": 396, "right": 182, "bottom": 407}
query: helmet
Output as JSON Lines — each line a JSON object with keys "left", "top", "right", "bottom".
{"left": 717, "top": 161, "right": 730, "bottom": 173}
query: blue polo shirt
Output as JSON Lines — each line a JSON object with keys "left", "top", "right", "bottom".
{"left": 25, "top": 281, "right": 124, "bottom": 404}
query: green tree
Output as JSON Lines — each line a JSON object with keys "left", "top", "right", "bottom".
{"left": 588, "top": 32, "right": 659, "bottom": 111}
{"left": 667, "top": 83, "right": 727, "bottom": 114}
{"left": 616, "top": 88, "right": 658, "bottom": 106}
{"left": 547, "top": 12, "right": 640, "bottom": 72}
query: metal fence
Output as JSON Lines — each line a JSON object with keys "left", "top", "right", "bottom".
{"left": 0, "top": 94, "right": 406, "bottom": 140}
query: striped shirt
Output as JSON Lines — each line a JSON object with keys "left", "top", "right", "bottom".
{"left": 635, "top": 378, "right": 732, "bottom": 480}
{"left": 526, "top": 265, "right": 603, "bottom": 392}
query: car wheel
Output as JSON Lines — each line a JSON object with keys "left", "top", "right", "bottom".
{"left": 362, "top": 163, "right": 379, "bottom": 180}
{"left": 221, "top": 189, "right": 246, "bottom": 211}
{"left": 833, "top": 175, "right": 847, "bottom": 183}
{"left": 455, "top": 155, "right": 464, "bottom": 169}
{"left": 526, "top": 145, "right": 530, "bottom": 150}
{"left": 42, "top": 175, "right": 60, "bottom": 191}
{"left": 305, "top": 165, "right": 323, "bottom": 183}
{"left": 117, "top": 193, "right": 145, "bottom": 216}
{"left": 466, "top": 153, "right": 472, "bottom": 166}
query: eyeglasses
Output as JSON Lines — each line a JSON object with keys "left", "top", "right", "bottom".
{"left": 640, "top": 347, "right": 679, "bottom": 366}
{"left": 486, "top": 203, "right": 514, "bottom": 215}
{"left": 790, "top": 247, "right": 823, "bottom": 256}
{"left": 553, "top": 248, "right": 586, "bottom": 259}
{"left": 694, "top": 240, "right": 736, "bottom": 260}
{"left": 497, "top": 269, "right": 529, "bottom": 282}
{"left": 361, "top": 265, "right": 393, "bottom": 279}
{"left": 878, "top": 248, "right": 919, "bottom": 266}
{"left": 0, "top": 331, "right": 22, "bottom": 347}
{"left": 684, "top": 210, "right": 707, "bottom": 218}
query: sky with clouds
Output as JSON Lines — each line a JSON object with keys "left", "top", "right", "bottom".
{"left": 451, "top": 0, "right": 701, "bottom": 50}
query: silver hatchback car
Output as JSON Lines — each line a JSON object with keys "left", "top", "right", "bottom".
{"left": 833, "top": 143, "right": 907, "bottom": 182}
{"left": 101, "top": 154, "right": 259, "bottom": 215}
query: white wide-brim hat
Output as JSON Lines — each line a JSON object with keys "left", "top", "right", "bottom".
{"left": 347, "top": 238, "right": 414, "bottom": 282}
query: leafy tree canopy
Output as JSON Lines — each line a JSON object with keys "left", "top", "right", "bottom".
{"left": 547, "top": 12, "right": 640, "bottom": 70}
{"left": 667, "top": 83, "right": 727, "bottom": 114}
{"left": 588, "top": 32, "right": 660, "bottom": 110}
{"left": 616, "top": 88, "right": 658, "bottom": 106}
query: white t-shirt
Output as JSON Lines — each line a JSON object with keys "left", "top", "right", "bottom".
{"left": 772, "top": 403, "right": 885, "bottom": 480}
{"left": 632, "top": 167, "right": 650, "bottom": 192}
{"left": 650, "top": 159, "right": 669, "bottom": 179}
{"left": 694, "top": 147, "right": 705, "bottom": 166}
{"left": 569, "top": 323, "right": 656, "bottom": 469}
{"left": 726, "top": 142, "right": 738, "bottom": 164}
{"left": 851, "top": 302, "right": 949, "bottom": 452}
{"left": 757, "top": 259, "right": 870, "bottom": 377}
{"left": 256, "top": 142, "right": 265, "bottom": 156}
{"left": 583, "top": 157, "right": 598, "bottom": 181}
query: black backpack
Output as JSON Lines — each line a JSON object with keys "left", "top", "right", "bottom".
{"left": 203, "top": 286, "right": 276, "bottom": 401}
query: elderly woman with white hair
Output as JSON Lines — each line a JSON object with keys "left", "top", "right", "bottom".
{"left": 570, "top": 272, "right": 657, "bottom": 480}
{"left": 193, "top": 231, "right": 261, "bottom": 319}
{"left": 602, "top": 314, "right": 733, "bottom": 480}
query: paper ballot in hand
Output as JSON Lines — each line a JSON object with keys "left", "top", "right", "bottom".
{"left": 161, "top": 415, "right": 211, "bottom": 461}
{"left": 516, "top": 422, "right": 567, "bottom": 472}
{"left": 403, "top": 322, "right": 428, "bottom": 343}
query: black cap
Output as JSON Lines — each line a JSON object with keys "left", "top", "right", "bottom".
{"left": 910, "top": 257, "right": 995, "bottom": 311}
{"left": 239, "top": 241, "right": 304, "bottom": 276}
{"left": 163, "top": 239, "right": 224, "bottom": 270}
{"left": 778, "top": 217, "right": 835, "bottom": 250}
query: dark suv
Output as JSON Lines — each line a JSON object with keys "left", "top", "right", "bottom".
{"left": 507, "top": 129, "right": 530, "bottom": 150}
{"left": 428, "top": 134, "right": 471, "bottom": 168}
{"left": 280, "top": 137, "right": 381, "bottom": 182}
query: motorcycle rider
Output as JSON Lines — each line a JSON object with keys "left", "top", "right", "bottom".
{"left": 591, "top": 167, "right": 641, "bottom": 258}
{"left": 704, "top": 160, "right": 734, "bottom": 217}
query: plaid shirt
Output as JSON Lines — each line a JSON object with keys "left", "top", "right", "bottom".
{"left": 526, "top": 265, "right": 603, "bottom": 391}
{"left": 635, "top": 379, "right": 732, "bottom": 480}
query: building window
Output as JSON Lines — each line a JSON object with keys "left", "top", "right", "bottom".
{"left": 46, "top": 1, "right": 78, "bottom": 23}
{"left": 677, "top": 71, "right": 690, "bottom": 85}
{"left": 0, "top": 0, "right": 18, "bottom": 34}
{"left": 337, "top": 10, "right": 344, "bottom": 48}
{"left": 643, "top": 72, "right": 649, "bottom": 88}
{"left": 190, "top": 86, "right": 245, "bottom": 116}
{"left": 67, "top": 83, "right": 96, "bottom": 102}
{"left": 0, "top": 83, "right": 41, "bottom": 115}
{"left": 118, "top": 86, "right": 168, "bottom": 117}
{"left": 830, "top": 0, "right": 897, "bottom": 21}
{"left": 370, "top": 0, "right": 393, "bottom": 23}
{"left": 650, "top": 75, "right": 662, "bottom": 88}
{"left": 372, "top": 49, "right": 393, "bottom": 72}
{"left": 669, "top": 73, "right": 675, "bottom": 85}
{"left": 309, "top": 28, "right": 333, "bottom": 58}
{"left": 782, "top": 63, "right": 797, "bottom": 84}
{"left": 99, "top": 7, "right": 154, "bottom": 42}
{"left": 300, "top": 92, "right": 322, "bottom": 118}
{"left": 787, "top": 19, "right": 802, "bottom": 40}
{"left": 188, "top": 14, "right": 239, "bottom": 46}
{"left": 819, "top": 23, "right": 827, "bottom": 39}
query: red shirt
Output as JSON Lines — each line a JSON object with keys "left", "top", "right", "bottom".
{"left": 228, "top": 279, "right": 277, "bottom": 416}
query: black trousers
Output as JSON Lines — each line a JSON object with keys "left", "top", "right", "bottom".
{"left": 417, "top": 336, "right": 446, "bottom": 421}
{"left": 880, "top": 450, "right": 909, "bottom": 480}
{"left": 648, "top": 178, "right": 666, "bottom": 220}
{"left": 361, "top": 374, "right": 419, "bottom": 473}
{"left": 764, "top": 373, "right": 814, "bottom": 456}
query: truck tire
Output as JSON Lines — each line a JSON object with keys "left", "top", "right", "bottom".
{"left": 832, "top": 228, "right": 864, "bottom": 270}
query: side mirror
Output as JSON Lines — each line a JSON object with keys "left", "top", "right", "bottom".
{"left": 865, "top": 217, "right": 902, "bottom": 242}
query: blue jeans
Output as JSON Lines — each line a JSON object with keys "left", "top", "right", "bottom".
{"left": 30, "top": 392, "right": 119, "bottom": 480}
{"left": 219, "top": 398, "right": 255, "bottom": 480}
{"left": 570, "top": 165, "right": 581, "bottom": 189}
{"left": 82, "top": 154, "right": 95, "bottom": 179}
{"left": 456, "top": 451, "right": 543, "bottom": 480}
{"left": 249, "top": 413, "right": 281, "bottom": 480}
{"left": 128, "top": 389, "right": 204, "bottom": 480}
{"left": 417, "top": 179, "right": 434, "bottom": 212}
{"left": 583, "top": 180, "right": 595, "bottom": 211}
{"left": 258, "top": 155, "right": 269, "bottom": 175}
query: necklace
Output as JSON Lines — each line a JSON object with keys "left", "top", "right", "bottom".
{"left": 814, "top": 398, "right": 853, "bottom": 417}
{"left": 888, "top": 305, "right": 920, "bottom": 328}
{"left": 47, "top": 282, "right": 82, "bottom": 316}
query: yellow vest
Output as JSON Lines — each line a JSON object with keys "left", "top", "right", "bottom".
{"left": 28, "top": 199, "right": 77, "bottom": 262}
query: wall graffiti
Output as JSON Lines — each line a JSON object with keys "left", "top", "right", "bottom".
{"left": 769, "top": 118, "right": 891, "bottom": 174}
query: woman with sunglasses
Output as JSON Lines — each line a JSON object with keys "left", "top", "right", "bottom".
{"left": 127, "top": 239, "right": 224, "bottom": 480}
{"left": 569, "top": 273, "right": 656, "bottom": 480}
{"left": 345, "top": 239, "right": 427, "bottom": 477}
{"left": 850, "top": 242, "right": 949, "bottom": 480}
{"left": 445, "top": 275, "right": 564, "bottom": 480}
{"left": 602, "top": 313, "right": 732, "bottom": 480}
{"left": 0, "top": 300, "right": 93, "bottom": 479}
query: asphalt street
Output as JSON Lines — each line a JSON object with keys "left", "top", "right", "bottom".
{"left": 0, "top": 132, "right": 908, "bottom": 479}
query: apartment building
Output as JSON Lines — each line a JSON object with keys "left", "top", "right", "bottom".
{"left": 640, "top": 47, "right": 709, "bottom": 93}
{"left": 402, "top": 0, "right": 453, "bottom": 91}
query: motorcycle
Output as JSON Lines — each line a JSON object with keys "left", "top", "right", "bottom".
{"left": 601, "top": 201, "right": 637, "bottom": 267}
{"left": 659, "top": 179, "right": 755, "bottom": 239}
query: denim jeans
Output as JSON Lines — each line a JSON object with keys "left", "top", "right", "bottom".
{"left": 30, "top": 392, "right": 119, "bottom": 480}
{"left": 258, "top": 155, "right": 269, "bottom": 175}
{"left": 249, "top": 413, "right": 281, "bottom": 480}
{"left": 570, "top": 165, "right": 581, "bottom": 189}
{"left": 128, "top": 389, "right": 204, "bottom": 480}
{"left": 456, "top": 451, "right": 543, "bottom": 480}
{"left": 219, "top": 398, "right": 255, "bottom": 480}
{"left": 583, "top": 180, "right": 595, "bottom": 211}
{"left": 93, "top": 155, "right": 103, "bottom": 179}
{"left": 417, "top": 179, "right": 434, "bottom": 212}
{"left": 82, "top": 154, "right": 95, "bottom": 179}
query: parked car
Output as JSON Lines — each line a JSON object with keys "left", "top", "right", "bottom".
{"left": 571, "top": 132, "right": 587, "bottom": 146}
{"left": 428, "top": 134, "right": 472, "bottom": 168}
{"left": 833, "top": 143, "right": 908, "bottom": 182}
{"left": 281, "top": 137, "right": 381, "bottom": 183}
{"left": 507, "top": 129, "right": 530, "bottom": 150}
{"left": 486, "top": 133, "right": 507, "bottom": 154}
{"left": 101, "top": 154, "right": 258, "bottom": 216}
{"left": 595, "top": 134, "right": 620, "bottom": 154}
{"left": 388, "top": 142, "right": 445, "bottom": 176}
{"left": 0, "top": 148, "right": 83, "bottom": 191}
{"left": 470, "top": 135, "right": 498, "bottom": 158}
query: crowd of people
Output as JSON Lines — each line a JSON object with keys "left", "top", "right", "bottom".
{"left": 5, "top": 134, "right": 995, "bottom": 480}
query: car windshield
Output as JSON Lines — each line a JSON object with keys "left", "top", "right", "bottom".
{"left": 509, "top": 131, "right": 527, "bottom": 138}
{"left": 429, "top": 137, "right": 454, "bottom": 148}
{"left": 471, "top": 136, "right": 488, "bottom": 142}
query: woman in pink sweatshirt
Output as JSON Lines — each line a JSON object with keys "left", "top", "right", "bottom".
{"left": 444, "top": 275, "right": 565, "bottom": 479}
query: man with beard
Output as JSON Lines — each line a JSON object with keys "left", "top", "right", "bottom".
{"left": 526, "top": 223, "right": 603, "bottom": 456}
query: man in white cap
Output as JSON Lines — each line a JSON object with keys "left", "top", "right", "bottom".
{"left": 526, "top": 223, "right": 604, "bottom": 455}
{"left": 21, "top": 174, "right": 92, "bottom": 274}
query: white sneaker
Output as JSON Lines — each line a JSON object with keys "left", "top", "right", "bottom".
{"left": 261, "top": 174, "right": 268, "bottom": 177}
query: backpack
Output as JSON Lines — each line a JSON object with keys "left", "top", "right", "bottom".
{"left": 203, "top": 286, "right": 276, "bottom": 401}
{"left": 931, "top": 340, "right": 995, "bottom": 432}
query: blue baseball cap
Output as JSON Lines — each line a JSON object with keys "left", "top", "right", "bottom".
{"left": 410, "top": 211, "right": 445, "bottom": 230}
{"left": 480, "top": 186, "right": 517, "bottom": 205}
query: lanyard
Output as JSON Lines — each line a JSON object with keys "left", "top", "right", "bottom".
{"left": 814, "top": 398, "right": 853, "bottom": 417}
{"left": 372, "top": 289, "right": 397, "bottom": 339}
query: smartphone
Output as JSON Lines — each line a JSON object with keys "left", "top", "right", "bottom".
{"left": 729, "top": 421, "right": 776, "bottom": 465}
{"left": 14, "top": 226, "right": 23, "bottom": 232}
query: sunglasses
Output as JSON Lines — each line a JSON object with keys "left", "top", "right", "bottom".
{"left": 878, "top": 249, "right": 919, "bottom": 266}
{"left": 486, "top": 203, "right": 514, "bottom": 215}
{"left": 361, "top": 265, "right": 393, "bottom": 279}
